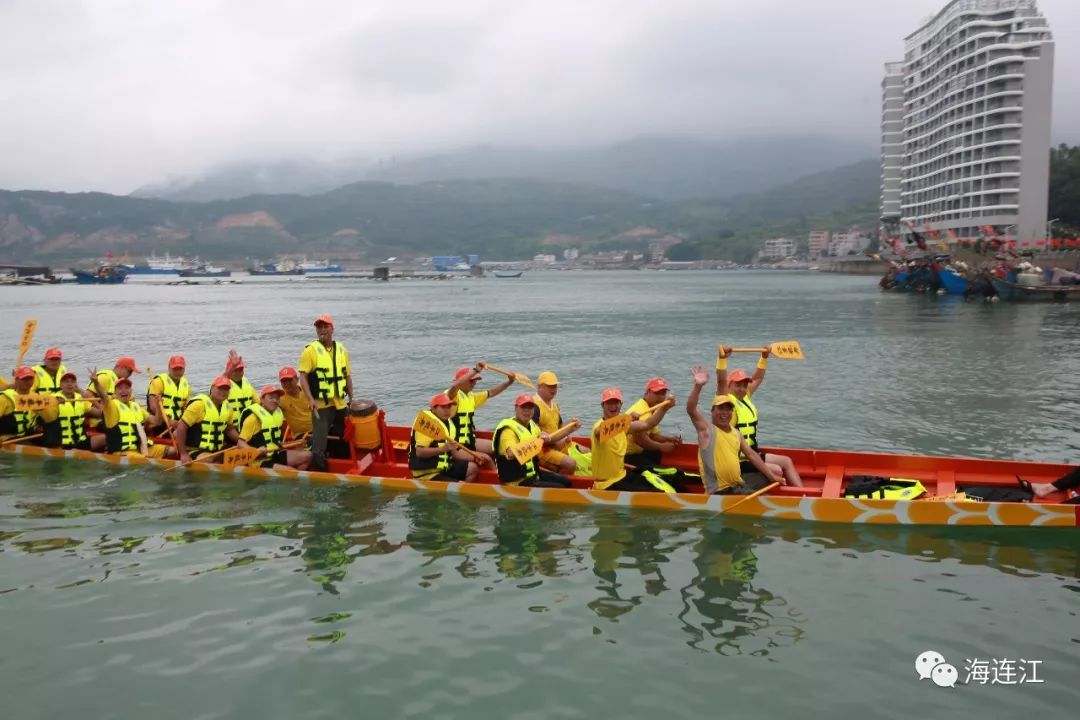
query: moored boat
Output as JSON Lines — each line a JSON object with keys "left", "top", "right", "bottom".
{"left": 248, "top": 262, "right": 305, "bottom": 276}
{"left": 992, "top": 278, "right": 1080, "bottom": 302}
{"left": 3, "top": 419, "right": 1076, "bottom": 528}
{"left": 178, "top": 263, "right": 231, "bottom": 278}
{"left": 494, "top": 271, "right": 524, "bottom": 278}
{"left": 70, "top": 264, "right": 128, "bottom": 284}
{"left": 123, "top": 252, "right": 194, "bottom": 275}
{"left": 297, "top": 258, "right": 344, "bottom": 273}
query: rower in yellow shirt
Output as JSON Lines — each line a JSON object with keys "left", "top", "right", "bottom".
{"left": 146, "top": 355, "right": 191, "bottom": 436}
{"left": 444, "top": 361, "right": 512, "bottom": 466}
{"left": 408, "top": 393, "right": 479, "bottom": 482}
{"left": 39, "top": 371, "right": 104, "bottom": 450}
{"left": 93, "top": 356, "right": 140, "bottom": 399}
{"left": 624, "top": 377, "right": 682, "bottom": 467}
{"left": 531, "top": 371, "right": 578, "bottom": 475}
{"left": 32, "top": 348, "right": 67, "bottom": 394}
{"left": 276, "top": 366, "right": 313, "bottom": 437}
{"left": 89, "top": 371, "right": 174, "bottom": 458}
{"left": 589, "top": 387, "right": 683, "bottom": 493}
{"left": 236, "top": 385, "right": 311, "bottom": 470}
{"left": 172, "top": 376, "right": 239, "bottom": 464}
{"left": 0, "top": 366, "right": 41, "bottom": 442}
{"left": 686, "top": 365, "right": 779, "bottom": 494}
{"left": 224, "top": 350, "right": 258, "bottom": 423}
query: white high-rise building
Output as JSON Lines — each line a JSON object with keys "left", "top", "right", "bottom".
{"left": 881, "top": 0, "right": 1054, "bottom": 244}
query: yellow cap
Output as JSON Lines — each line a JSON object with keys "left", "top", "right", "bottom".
{"left": 711, "top": 394, "right": 735, "bottom": 408}
{"left": 537, "top": 371, "right": 559, "bottom": 386}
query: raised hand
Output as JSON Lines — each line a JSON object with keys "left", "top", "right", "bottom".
{"left": 691, "top": 365, "right": 709, "bottom": 385}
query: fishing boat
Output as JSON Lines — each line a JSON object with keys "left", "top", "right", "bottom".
{"left": 992, "top": 278, "right": 1080, "bottom": 302}
{"left": 248, "top": 260, "right": 304, "bottom": 276}
{"left": 3, "top": 417, "right": 1076, "bottom": 528}
{"left": 178, "top": 263, "right": 231, "bottom": 278}
{"left": 494, "top": 271, "right": 524, "bottom": 278}
{"left": 297, "top": 258, "right": 344, "bottom": 273}
{"left": 122, "top": 252, "right": 194, "bottom": 275}
{"left": 70, "top": 264, "right": 129, "bottom": 284}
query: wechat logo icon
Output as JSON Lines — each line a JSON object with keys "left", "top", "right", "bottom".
{"left": 915, "top": 650, "right": 958, "bottom": 688}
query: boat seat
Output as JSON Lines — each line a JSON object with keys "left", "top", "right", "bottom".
{"left": 935, "top": 470, "right": 956, "bottom": 496}
{"left": 821, "top": 465, "right": 845, "bottom": 499}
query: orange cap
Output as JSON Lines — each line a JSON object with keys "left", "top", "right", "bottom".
{"left": 514, "top": 392, "right": 537, "bottom": 407}
{"left": 260, "top": 384, "right": 283, "bottom": 398}
{"left": 44, "top": 348, "right": 62, "bottom": 360}
{"left": 168, "top": 355, "right": 186, "bottom": 369}
{"left": 455, "top": 366, "right": 480, "bottom": 381}
{"left": 14, "top": 366, "right": 35, "bottom": 380}
{"left": 728, "top": 369, "right": 752, "bottom": 383}
{"left": 278, "top": 366, "right": 298, "bottom": 380}
{"left": 314, "top": 314, "right": 334, "bottom": 326}
{"left": 61, "top": 370, "right": 77, "bottom": 381}
{"left": 429, "top": 393, "right": 453, "bottom": 408}
{"left": 645, "top": 377, "right": 669, "bottom": 393}
{"left": 116, "top": 357, "right": 140, "bottom": 373}
{"left": 600, "top": 387, "right": 623, "bottom": 403}
{"left": 212, "top": 375, "right": 232, "bottom": 388}
{"left": 115, "top": 376, "right": 132, "bottom": 387}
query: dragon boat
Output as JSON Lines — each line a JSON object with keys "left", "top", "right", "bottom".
{"left": 3, "top": 411, "right": 1076, "bottom": 529}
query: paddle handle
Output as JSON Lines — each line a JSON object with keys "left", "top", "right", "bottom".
{"left": 723, "top": 481, "right": 780, "bottom": 512}
{"left": 729, "top": 347, "right": 769, "bottom": 354}
{"left": 166, "top": 445, "right": 231, "bottom": 471}
{"left": 484, "top": 364, "right": 536, "bottom": 389}
{"left": 1, "top": 432, "right": 43, "bottom": 446}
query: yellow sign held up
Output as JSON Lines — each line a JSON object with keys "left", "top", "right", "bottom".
{"left": 14, "top": 393, "right": 59, "bottom": 412}
{"left": 16, "top": 319, "right": 37, "bottom": 366}
{"left": 509, "top": 437, "right": 544, "bottom": 464}
{"left": 412, "top": 411, "right": 449, "bottom": 441}
{"left": 222, "top": 447, "right": 262, "bottom": 468}
{"left": 730, "top": 340, "right": 805, "bottom": 360}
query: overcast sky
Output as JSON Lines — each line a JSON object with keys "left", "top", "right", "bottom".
{"left": 0, "top": 0, "right": 1076, "bottom": 193}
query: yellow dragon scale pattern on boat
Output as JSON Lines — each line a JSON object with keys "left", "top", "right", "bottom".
{"left": 3, "top": 444, "right": 1076, "bottom": 528}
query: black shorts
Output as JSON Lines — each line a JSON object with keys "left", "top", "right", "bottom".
{"left": 436, "top": 460, "right": 471, "bottom": 482}
{"left": 257, "top": 450, "right": 289, "bottom": 467}
{"left": 520, "top": 469, "right": 572, "bottom": 488}
{"left": 714, "top": 474, "right": 772, "bottom": 495}
{"left": 625, "top": 450, "right": 662, "bottom": 468}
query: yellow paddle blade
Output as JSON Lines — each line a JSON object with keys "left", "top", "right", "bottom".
{"left": 18, "top": 319, "right": 37, "bottom": 358}
{"left": 597, "top": 413, "right": 632, "bottom": 443}
{"left": 508, "top": 437, "right": 544, "bottom": 464}
{"left": 768, "top": 341, "right": 804, "bottom": 360}
{"left": 412, "top": 411, "right": 448, "bottom": 441}
{"left": 222, "top": 447, "right": 262, "bottom": 468}
{"left": 15, "top": 393, "right": 60, "bottom": 412}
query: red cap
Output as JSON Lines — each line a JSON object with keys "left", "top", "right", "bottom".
{"left": 728, "top": 369, "right": 752, "bottom": 384}
{"left": 14, "top": 366, "right": 35, "bottom": 380}
{"left": 514, "top": 392, "right": 537, "bottom": 407}
{"left": 115, "top": 376, "right": 132, "bottom": 388}
{"left": 278, "top": 366, "right": 298, "bottom": 380}
{"left": 455, "top": 366, "right": 480, "bottom": 381}
{"left": 61, "top": 371, "right": 77, "bottom": 381}
{"left": 314, "top": 314, "right": 334, "bottom": 326}
{"left": 116, "top": 357, "right": 140, "bottom": 373}
{"left": 44, "top": 348, "right": 62, "bottom": 360}
{"left": 260, "top": 384, "right": 283, "bottom": 398}
{"left": 600, "top": 387, "right": 623, "bottom": 403}
{"left": 645, "top": 377, "right": 669, "bottom": 393}
{"left": 429, "top": 393, "right": 453, "bottom": 408}
{"left": 168, "top": 355, "right": 186, "bottom": 369}
{"left": 212, "top": 375, "right": 232, "bottom": 388}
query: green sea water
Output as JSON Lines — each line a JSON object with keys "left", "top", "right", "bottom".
{"left": 1, "top": 271, "right": 1077, "bottom": 718}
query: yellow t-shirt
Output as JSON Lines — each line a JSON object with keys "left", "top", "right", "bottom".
{"left": 147, "top": 376, "right": 164, "bottom": 396}
{"left": 298, "top": 342, "right": 351, "bottom": 410}
{"left": 699, "top": 425, "right": 743, "bottom": 493}
{"left": 532, "top": 395, "right": 562, "bottom": 434}
{"left": 278, "top": 389, "right": 313, "bottom": 435}
{"left": 239, "top": 413, "right": 263, "bottom": 442}
{"left": 180, "top": 399, "right": 208, "bottom": 427}
{"left": 103, "top": 398, "right": 149, "bottom": 429}
{"left": 591, "top": 418, "right": 628, "bottom": 488}
{"left": 95, "top": 370, "right": 117, "bottom": 398}
{"left": 624, "top": 397, "right": 660, "bottom": 455}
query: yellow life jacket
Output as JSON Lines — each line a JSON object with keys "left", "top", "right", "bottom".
{"left": 590, "top": 418, "right": 628, "bottom": 490}
{"left": 49, "top": 392, "right": 91, "bottom": 448}
{"left": 492, "top": 417, "right": 541, "bottom": 485}
{"left": 227, "top": 376, "right": 257, "bottom": 422}
{"left": 532, "top": 395, "right": 562, "bottom": 434}
{"left": 105, "top": 399, "right": 145, "bottom": 453}
{"left": 304, "top": 340, "right": 348, "bottom": 402}
{"left": 185, "top": 395, "right": 233, "bottom": 452}
{"left": 245, "top": 404, "right": 284, "bottom": 451}
{"left": 34, "top": 364, "right": 66, "bottom": 394}
{"left": 148, "top": 373, "right": 191, "bottom": 423}
{"left": 0, "top": 388, "right": 36, "bottom": 437}
{"left": 731, "top": 393, "right": 759, "bottom": 454}
{"left": 408, "top": 410, "right": 453, "bottom": 479}
{"left": 450, "top": 390, "right": 486, "bottom": 448}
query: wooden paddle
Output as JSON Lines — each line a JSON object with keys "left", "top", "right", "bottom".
{"left": 14, "top": 393, "right": 101, "bottom": 412}
{"left": 729, "top": 341, "right": 804, "bottom": 360}
{"left": 1, "top": 432, "right": 44, "bottom": 446}
{"left": 411, "top": 411, "right": 486, "bottom": 462}
{"left": 507, "top": 421, "right": 581, "bottom": 464}
{"left": 721, "top": 481, "right": 780, "bottom": 513}
{"left": 15, "top": 319, "right": 37, "bottom": 369}
{"left": 484, "top": 364, "right": 536, "bottom": 389}
{"left": 596, "top": 399, "right": 673, "bottom": 443}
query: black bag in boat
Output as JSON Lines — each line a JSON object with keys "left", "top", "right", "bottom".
{"left": 958, "top": 485, "right": 1032, "bottom": 503}
{"left": 842, "top": 475, "right": 926, "bottom": 500}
